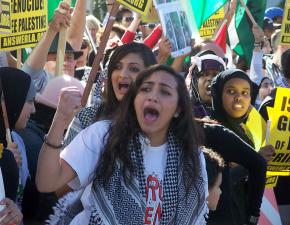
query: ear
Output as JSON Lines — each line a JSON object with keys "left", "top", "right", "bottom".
{"left": 174, "top": 108, "right": 180, "bottom": 118}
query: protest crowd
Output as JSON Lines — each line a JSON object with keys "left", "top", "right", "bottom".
{"left": 0, "top": 0, "right": 290, "bottom": 224}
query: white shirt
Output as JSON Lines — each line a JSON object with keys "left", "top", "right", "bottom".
{"left": 143, "top": 143, "right": 167, "bottom": 225}
{"left": 60, "top": 120, "right": 207, "bottom": 225}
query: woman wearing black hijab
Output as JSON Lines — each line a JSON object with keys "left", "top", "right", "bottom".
{"left": 207, "top": 69, "right": 273, "bottom": 225}
{"left": 0, "top": 67, "right": 36, "bottom": 225}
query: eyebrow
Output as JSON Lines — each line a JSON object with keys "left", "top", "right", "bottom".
{"left": 118, "top": 61, "right": 142, "bottom": 66}
{"left": 225, "top": 85, "right": 250, "bottom": 90}
{"left": 143, "top": 81, "right": 175, "bottom": 89}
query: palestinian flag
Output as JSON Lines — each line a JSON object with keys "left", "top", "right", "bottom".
{"left": 228, "top": 0, "right": 266, "bottom": 66}
{"left": 214, "top": 20, "right": 227, "bottom": 53}
{"left": 181, "top": 0, "right": 227, "bottom": 40}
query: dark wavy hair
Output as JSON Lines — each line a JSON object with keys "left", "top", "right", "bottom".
{"left": 95, "top": 42, "right": 157, "bottom": 120}
{"left": 96, "top": 64, "right": 204, "bottom": 188}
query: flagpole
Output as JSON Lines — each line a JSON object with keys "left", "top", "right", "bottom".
{"left": 239, "top": 0, "right": 258, "bottom": 27}
{"left": 1, "top": 92, "right": 12, "bottom": 144}
{"left": 81, "top": 1, "right": 120, "bottom": 107}
{"left": 55, "top": 0, "right": 71, "bottom": 76}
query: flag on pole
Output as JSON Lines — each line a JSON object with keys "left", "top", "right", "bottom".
{"left": 48, "top": 0, "right": 77, "bottom": 22}
{"left": 228, "top": 0, "right": 266, "bottom": 66}
{"left": 258, "top": 188, "right": 282, "bottom": 225}
{"left": 181, "top": 0, "right": 227, "bottom": 40}
{"left": 214, "top": 20, "right": 227, "bottom": 53}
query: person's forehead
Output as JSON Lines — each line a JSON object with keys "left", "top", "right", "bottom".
{"left": 47, "top": 52, "right": 74, "bottom": 59}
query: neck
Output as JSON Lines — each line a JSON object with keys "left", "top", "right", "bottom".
{"left": 146, "top": 131, "right": 167, "bottom": 147}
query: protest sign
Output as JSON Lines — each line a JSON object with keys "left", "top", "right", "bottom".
{"left": 280, "top": 0, "right": 290, "bottom": 45}
{"left": 199, "top": 7, "right": 224, "bottom": 39}
{"left": 0, "top": 0, "right": 11, "bottom": 34}
{"left": 244, "top": 107, "right": 266, "bottom": 151}
{"left": 154, "top": 0, "right": 191, "bottom": 57}
{"left": 116, "top": 0, "right": 151, "bottom": 16}
{"left": 265, "top": 175, "right": 279, "bottom": 188}
{"left": 266, "top": 88, "right": 290, "bottom": 179}
{"left": 141, "top": 2, "right": 159, "bottom": 23}
{"left": 0, "top": 0, "right": 48, "bottom": 51}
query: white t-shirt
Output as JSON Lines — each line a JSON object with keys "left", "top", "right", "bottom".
{"left": 143, "top": 143, "right": 167, "bottom": 225}
{"left": 61, "top": 120, "right": 110, "bottom": 190}
{"left": 60, "top": 120, "right": 207, "bottom": 225}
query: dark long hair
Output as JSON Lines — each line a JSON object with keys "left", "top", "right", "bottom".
{"left": 95, "top": 42, "right": 157, "bottom": 120}
{"left": 96, "top": 65, "right": 204, "bottom": 187}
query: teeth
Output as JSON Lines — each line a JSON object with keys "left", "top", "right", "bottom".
{"left": 234, "top": 104, "right": 242, "bottom": 109}
{"left": 118, "top": 83, "right": 129, "bottom": 91}
{"left": 144, "top": 108, "right": 159, "bottom": 122}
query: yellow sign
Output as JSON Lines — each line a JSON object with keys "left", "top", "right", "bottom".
{"left": 280, "top": 0, "right": 290, "bottom": 45}
{"left": 116, "top": 0, "right": 151, "bottom": 16}
{"left": 199, "top": 7, "right": 224, "bottom": 39}
{"left": 0, "top": 0, "right": 11, "bottom": 34}
{"left": 0, "top": 0, "right": 47, "bottom": 50}
{"left": 141, "top": 2, "right": 159, "bottom": 23}
{"left": 267, "top": 88, "right": 290, "bottom": 176}
{"left": 244, "top": 107, "right": 266, "bottom": 151}
{"left": 265, "top": 175, "right": 279, "bottom": 188}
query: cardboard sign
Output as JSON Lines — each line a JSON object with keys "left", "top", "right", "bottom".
{"left": 244, "top": 107, "right": 267, "bottom": 151}
{"left": 0, "top": 0, "right": 11, "bottom": 34}
{"left": 0, "top": 0, "right": 48, "bottom": 50}
{"left": 116, "top": 0, "right": 151, "bottom": 16}
{"left": 267, "top": 88, "right": 290, "bottom": 178}
{"left": 199, "top": 7, "right": 224, "bottom": 39}
{"left": 280, "top": 0, "right": 290, "bottom": 45}
{"left": 141, "top": 2, "right": 159, "bottom": 23}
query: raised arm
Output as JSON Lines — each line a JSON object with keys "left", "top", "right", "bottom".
{"left": 121, "top": 13, "right": 141, "bottom": 44}
{"left": 249, "top": 25, "right": 265, "bottom": 85}
{"left": 67, "top": 0, "right": 87, "bottom": 50}
{"left": 36, "top": 87, "right": 82, "bottom": 192}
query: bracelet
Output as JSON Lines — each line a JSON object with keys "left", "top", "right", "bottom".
{"left": 254, "top": 42, "right": 262, "bottom": 47}
{"left": 43, "top": 134, "right": 64, "bottom": 149}
{"left": 248, "top": 215, "right": 259, "bottom": 225}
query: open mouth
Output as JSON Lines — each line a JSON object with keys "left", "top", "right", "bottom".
{"left": 233, "top": 104, "right": 244, "bottom": 110}
{"left": 118, "top": 82, "right": 130, "bottom": 93}
{"left": 205, "top": 84, "right": 212, "bottom": 95}
{"left": 143, "top": 107, "right": 159, "bottom": 122}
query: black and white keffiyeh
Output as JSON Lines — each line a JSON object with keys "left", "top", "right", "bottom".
{"left": 48, "top": 132, "right": 208, "bottom": 225}
{"left": 89, "top": 132, "right": 208, "bottom": 225}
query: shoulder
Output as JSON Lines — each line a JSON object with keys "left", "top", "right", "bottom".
{"left": 82, "top": 120, "right": 111, "bottom": 141}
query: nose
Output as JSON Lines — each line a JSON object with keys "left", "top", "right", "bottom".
{"left": 148, "top": 91, "right": 158, "bottom": 103}
{"left": 119, "top": 67, "right": 129, "bottom": 78}
{"left": 268, "top": 85, "right": 274, "bottom": 92}
{"left": 234, "top": 93, "right": 242, "bottom": 101}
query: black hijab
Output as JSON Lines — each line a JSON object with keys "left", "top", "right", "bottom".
{"left": 211, "top": 69, "right": 258, "bottom": 146}
{"left": 0, "top": 67, "right": 34, "bottom": 145}
{"left": 0, "top": 67, "right": 34, "bottom": 201}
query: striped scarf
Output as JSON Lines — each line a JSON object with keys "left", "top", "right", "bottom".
{"left": 89, "top": 132, "right": 208, "bottom": 225}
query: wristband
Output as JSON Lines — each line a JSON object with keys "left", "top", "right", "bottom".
{"left": 248, "top": 215, "right": 259, "bottom": 225}
{"left": 254, "top": 42, "right": 262, "bottom": 48}
{"left": 43, "top": 134, "right": 64, "bottom": 149}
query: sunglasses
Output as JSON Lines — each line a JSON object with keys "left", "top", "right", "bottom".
{"left": 124, "top": 17, "right": 134, "bottom": 23}
{"left": 143, "top": 23, "right": 156, "bottom": 29}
